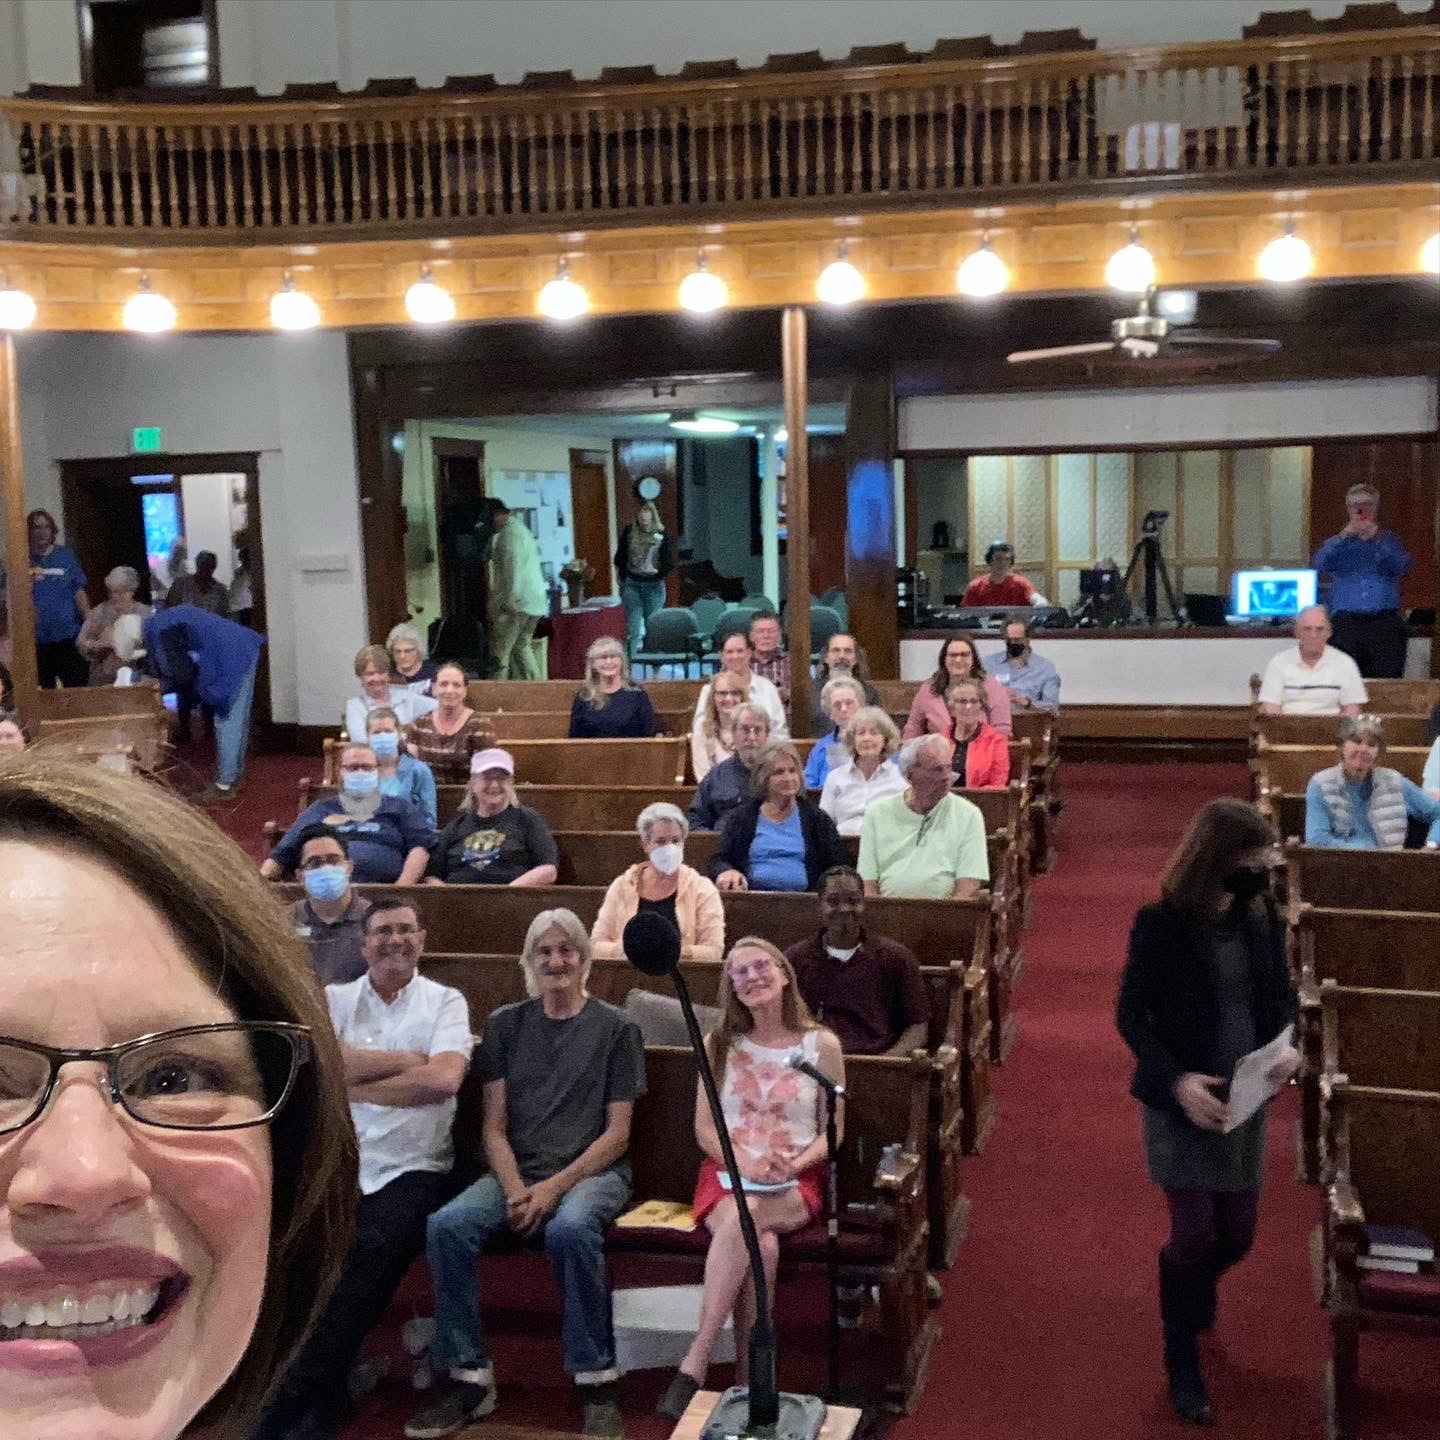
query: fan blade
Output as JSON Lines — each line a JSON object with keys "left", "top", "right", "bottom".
{"left": 1006, "top": 341, "right": 1117, "bottom": 364}
{"left": 1168, "top": 332, "right": 1282, "bottom": 352}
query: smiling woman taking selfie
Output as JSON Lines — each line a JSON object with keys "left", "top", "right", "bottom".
{"left": 0, "top": 753, "right": 355, "bottom": 1440}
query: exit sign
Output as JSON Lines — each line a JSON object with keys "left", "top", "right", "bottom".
{"left": 132, "top": 426, "right": 164, "bottom": 453}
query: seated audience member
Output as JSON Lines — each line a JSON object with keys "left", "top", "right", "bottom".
{"left": 262, "top": 743, "right": 434, "bottom": 884}
{"left": 1257, "top": 605, "right": 1366, "bottom": 716}
{"left": 988, "top": 619, "right": 1060, "bottom": 712}
{"left": 426, "top": 748, "right": 559, "bottom": 885}
{"left": 811, "top": 632, "right": 880, "bottom": 730}
{"left": 388, "top": 621, "right": 440, "bottom": 696}
{"left": 1304, "top": 714, "right": 1440, "bottom": 851}
{"left": 368, "top": 705, "right": 438, "bottom": 826}
{"left": 408, "top": 910, "right": 645, "bottom": 1440}
{"left": 694, "top": 631, "right": 788, "bottom": 738}
{"left": 786, "top": 865, "right": 929, "bottom": 1056}
{"left": 165, "top": 548, "right": 231, "bottom": 617}
{"left": 569, "top": 636, "right": 659, "bottom": 738}
{"left": 591, "top": 802, "right": 725, "bottom": 962}
{"left": 76, "top": 565, "right": 151, "bottom": 685}
{"left": 819, "top": 705, "right": 907, "bottom": 837}
{"left": 405, "top": 661, "right": 495, "bottom": 783}
{"left": 803, "top": 676, "right": 866, "bottom": 789}
{"left": 961, "top": 541, "right": 1038, "bottom": 608}
{"left": 691, "top": 668, "right": 747, "bottom": 781}
{"left": 711, "top": 741, "right": 847, "bottom": 893}
{"left": 904, "top": 635, "right": 1012, "bottom": 740}
{"left": 947, "top": 678, "right": 1010, "bottom": 789}
{"left": 748, "top": 611, "right": 791, "bottom": 703}
{"left": 290, "top": 826, "right": 371, "bottom": 986}
{"left": 0, "top": 709, "right": 24, "bottom": 752}
{"left": 1425, "top": 701, "right": 1440, "bottom": 799}
{"left": 657, "top": 938, "right": 843, "bottom": 1421}
{"left": 346, "top": 643, "right": 438, "bottom": 741}
{"left": 256, "top": 899, "right": 470, "bottom": 1440}
{"left": 689, "top": 702, "right": 770, "bottom": 831}
{"left": 859, "top": 735, "right": 990, "bottom": 899}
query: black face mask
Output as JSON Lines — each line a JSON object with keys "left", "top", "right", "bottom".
{"left": 1005, "top": 640, "right": 1027, "bottom": 658}
{"left": 1222, "top": 867, "right": 1270, "bottom": 904}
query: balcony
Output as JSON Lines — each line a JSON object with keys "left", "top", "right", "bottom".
{"left": 2, "top": 22, "right": 1437, "bottom": 244}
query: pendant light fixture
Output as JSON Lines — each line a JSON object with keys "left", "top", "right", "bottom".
{"left": 405, "top": 265, "right": 456, "bottom": 324}
{"left": 122, "top": 274, "right": 177, "bottom": 333}
{"left": 538, "top": 258, "right": 589, "bottom": 321}
{"left": 269, "top": 271, "right": 321, "bottom": 330}
{"left": 0, "top": 273, "right": 37, "bottom": 330}
{"left": 1105, "top": 227, "right": 1156, "bottom": 293}
{"left": 678, "top": 252, "right": 728, "bottom": 313}
{"left": 816, "top": 241, "right": 865, "bottom": 306}
{"left": 956, "top": 236, "right": 1009, "bottom": 297}
{"left": 1257, "top": 221, "right": 1313, "bottom": 283}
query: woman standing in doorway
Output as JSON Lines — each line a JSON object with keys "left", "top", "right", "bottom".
{"left": 615, "top": 500, "right": 674, "bottom": 657}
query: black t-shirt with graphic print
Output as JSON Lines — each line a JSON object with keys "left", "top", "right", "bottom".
{"left": 426, "top": 803, "right": 559, "bottom": 885}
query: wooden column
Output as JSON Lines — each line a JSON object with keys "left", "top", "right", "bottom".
{"left": 0, "top": 334, "right": 39, "bottom": 721}
{"left": 844, "top": 374, "right": 899, "bottom": 679}
{"left": 781, "top": 306, "right": 812, "bottom": 738}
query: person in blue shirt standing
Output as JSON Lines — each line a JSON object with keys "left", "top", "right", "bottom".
{"left": 1311, "top": 483, "right": 1411, "bottom": 679}
{"left": 1305, "top": 714, "right": 1440, "bottom": 851}
{"left": 26, "top": 509, "right": 90, "bottom": 689}
{"left": 989, "top": 618, "right": 1061, "bottom": 712}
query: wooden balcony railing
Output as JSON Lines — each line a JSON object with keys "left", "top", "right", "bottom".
{"left": 1, "top": 27, "right": 1436, "bottom": 242}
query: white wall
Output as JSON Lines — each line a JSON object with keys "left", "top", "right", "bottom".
{"left": 14, "top": 330, "right": 367, "bottom": 728}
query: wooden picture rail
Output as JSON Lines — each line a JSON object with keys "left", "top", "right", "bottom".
{"left": 2, "top": 26, "right": 1436, "bottom": 241}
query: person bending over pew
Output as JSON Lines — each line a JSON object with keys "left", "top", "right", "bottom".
{"left": 858, "top": 736, "right": 989, "bottom": 900}
{"left": 690, "top": 667, "right": 747, "bottom": 781}
{"left": 657, "top": 938, "right": 845, "bottom": 1421}
{"left": 590, "top": 801, "right": 725, "bottom": 962}
{"left": 711, "top": 741, "right": 847, "bottom": 893}
{"left": 425, "top": 747, "right": 560, "bottom": 885}
{"left": 404, "top": 661, "right": 495, "bottom": 784}
{"left": 262, "top": 744, "right": 434, "bottom": 885}
{"left": 903, "top": 635, "right": 1012, "bottom": 741}
{"left": 689, "top": 702, "right": 772, "bottom": 831}
{"left": 255, "top": 899, "right": 470, "bottom": 1440}
{"left": 569, "top": 636, "right": 659, "bottom": 738}
{"left": 1304, "top": 714, "right": 1440, "bottom": 851}
{"left": 367, "top": 705, "right": 438, "bottom": 826}
{"left": 346, "top": 643, "right": 437, "bottom": 742}
{"left": 786, "top": 865, "right": 929, "bottom": 1056}
{"left": 1117, "top": 799, "right": 1300, "bottom": 1427}
{"left": 945, "top": 677, "right": 1010, "bottom": 789}
{"left": 818, "top": 705, "right": 907, "bottom": 837}
{"left": 408, "top": 910, "right": 645, "bottom": 1440}
{"left": 291, "top": 825, "right": 372, "bottom": 986}
{"left": 0, "top": 709, "right": 24, "bottom": 752}
{"left": 802, "top": 676, "right": 866, "bottom": 789}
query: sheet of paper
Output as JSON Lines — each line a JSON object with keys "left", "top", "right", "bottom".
{"left": 1224, "top": 1024, "right": 1294, "bottom": 1134}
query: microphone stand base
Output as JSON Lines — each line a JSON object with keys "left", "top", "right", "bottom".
{"left": 698, "top": 1386, "right": 828, "bottom": 1440}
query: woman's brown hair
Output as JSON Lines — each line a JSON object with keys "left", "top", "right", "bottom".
{"left": 0, "top": 754, "right": 357, "bottom": 1439}
{"left": 707, "top": 937, "right": 817, "bottom": 1088}
{"left": 353, "top": 642, "right": 391, "bottom": 679}
{"left": 928, "top": 635, "right": 987, "bottom": 696}
{"left": 1160, "top": 797, "right": 1276, "bottom": 914}
{"left": 750, "top": 740, "right": 803, "bottom": 800}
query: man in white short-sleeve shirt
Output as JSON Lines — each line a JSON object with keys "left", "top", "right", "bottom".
{"left": 256, "top": 897, "right": 471, "bottom": 1440}
{"left": 1258, "top": 605, "right": 1367, "bottom": 717}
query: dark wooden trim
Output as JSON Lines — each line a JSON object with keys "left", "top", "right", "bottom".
{"left": 1064, "top": 739, "right": 1248, "bottom": 763}
{"left": 897, "top": 428, "right": 1440, "bottom": 461}
{"left": 845, "top": 374, "right": 899, "bottom": 681}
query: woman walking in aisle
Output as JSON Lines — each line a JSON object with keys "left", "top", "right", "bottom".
{"left": 1117, "top": 798, "right": 1300, "bottom": 1426}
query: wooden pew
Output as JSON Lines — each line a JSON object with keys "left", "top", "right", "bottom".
{"left": 485, "top": 708, "right": 694, "bottom": 741}
{"left": 1320, "top": 1081, "right": 1440, "bottom": 1440}
{"left": 1256, "top": 713, "right": 1434, "bottom": 749}
{"left": 1286, "top": 844, "right": 1440, "bottom": 915}
{"left": 1255, "top": 745, "right": 1430, "bottom": 834}
{"left": 1249, "top": 675, "right": 1440, "bottom": 717}
{"left": 322, "top": 735, "right": 689, "bottom": 787}
{"left": 26, "top": 685, "right": 168, "bottom": 721}
{"left": 33, "top": 710, "right": 171, "bottom": 773}
{"left": 1320, "top": 983, "right": 1440, "bottom": 1094}
{"left": 467, "top": 679, "right": 704, "bottom": 713}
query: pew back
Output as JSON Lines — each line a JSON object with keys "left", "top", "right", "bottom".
{"left": 1296, "top": 908, "right": 1440, "bottom": 991}
{"left": 468, "top": 680, "right": 703, "bottom": 712}
{"left": 1256, "top": 713, "right": 1434, "bottom": 749}
{"left": 33, "top": 712, "right": 170, "bottom": 772}
{"left": 1320, "top": 984, "right": 1440, "bottom": 1093}
{"left": 1286, "top": 845, "right": 1440, "bottom": 914}
{"left": 487, "top": 709, "right": 693, "bottom": 741}
{"left": 1255, "top": 743, "right": 1429, "bottom": 794}
{"left": 1325, "top": 1083, "right": 1440, "bottom": 1236}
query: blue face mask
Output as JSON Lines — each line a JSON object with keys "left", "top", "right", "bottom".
{"left": 369, "top": 732, "right": 400, "bottom": 760}
{"left": 342, "top": 769, "right": 379, "bottom": 798}
{"left": 302, "top": 864, "right": 349, "bottom": 903}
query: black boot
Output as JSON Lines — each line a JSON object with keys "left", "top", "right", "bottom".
{"left": 1160, "top": 1253, "right": 1214, "bottom": 1426}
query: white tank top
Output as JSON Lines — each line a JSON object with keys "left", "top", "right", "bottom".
{"left": 720, "top": 1030, "right": 822, "bottom": 1165}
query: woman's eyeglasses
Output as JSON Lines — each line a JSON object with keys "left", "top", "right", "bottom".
{"left": 0, "top": 1022, "right": 312, "bottom": 1135}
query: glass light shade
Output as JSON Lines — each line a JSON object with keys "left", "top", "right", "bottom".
{"left": 1422, "top": 232, "right": 1439, "bottom": 276}
{"left": 1105, "top": 241, "right": 1156, "bottom": 293}
{"left": 405, "top": 277, "right": 456, "bottom": 324}
{"left": 538, "top": 274, "right": 589, "bottom": 321}
{"left": 122, "top": 285, "right": 177, "bottom": 333}
{"left": 269, "top": 284, "right": 321, "bottom": 331}
{"left": 816, "top": 257, "right": 865, "bottom": 306}
{"left": 1257, "top": 231, "right": 1313, "bottom": 283}
{"left": 670, "top": 415, "right": 740, "bottom": 435}
{"left": 956, "top": 245, "right": 1009, "bottom": 297}
{"left": 0, "top": 287, "right": 37, "bottom": 330}
{"left": 678, "top": 265, "right": 728, "bottom": 313}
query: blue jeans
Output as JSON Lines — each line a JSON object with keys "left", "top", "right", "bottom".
{"left": 427, "top": 1169, "right": 631, "bottom": 1381}
{"left": 213, "top": 658, "right": 258, "bottom": 787}
{"left": 621, "top": 578, "right": 665, "bottom": 655}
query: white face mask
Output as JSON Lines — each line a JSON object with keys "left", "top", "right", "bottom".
{"left": 649, "top": 842, "right": 684, "bottom": 876}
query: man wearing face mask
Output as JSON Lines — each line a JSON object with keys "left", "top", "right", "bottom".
{"left": 988, "top": 619, "right": 1060, "bottom": 712}
{"left": 290, "top": 826, "right": 372, "bottom": 986}
{"left": 590, "top": 802, "right": 725, "bottom": 963}
{"left": 262, "top": 743, "right": 435, "bottom": 884}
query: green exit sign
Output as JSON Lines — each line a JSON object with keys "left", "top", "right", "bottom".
{"left": 132, "top": 426, "right": 164, "bottom": 453}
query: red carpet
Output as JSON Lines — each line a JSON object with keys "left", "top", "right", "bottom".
{"left": 216, "top": 759, "right": 1438, "bottom": 1438}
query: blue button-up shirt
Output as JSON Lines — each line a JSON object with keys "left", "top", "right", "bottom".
{"left": 1312, "top": 530, "right": 1410, "bottom": 614}
{"left": 987, "top": 650, "right": 1061, "bottom": 710}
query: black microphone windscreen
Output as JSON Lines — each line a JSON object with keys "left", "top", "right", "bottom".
{"left": 622, "top": 911, "right": 682, "bottom": 976}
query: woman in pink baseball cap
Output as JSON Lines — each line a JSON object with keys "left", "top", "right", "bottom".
{"left": 424, "top": 748, "right": 560, "bottom": 887}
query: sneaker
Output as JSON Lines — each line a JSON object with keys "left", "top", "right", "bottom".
{"left": 403, "top": 1380, "right": 495, "bottom": 1439}
{"left": 192, "top": 783, "right": 236, "bottom": 806}
{"left": 581, "top": 1396, "right": 626, "bottom": 1438}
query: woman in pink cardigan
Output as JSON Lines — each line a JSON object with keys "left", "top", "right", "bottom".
{"left": 590, "top": 800, "right": 726, "bottom": 962}
{"left": 903, "top": 635, "right": 1012, "bottom": 740}
{"left": 945, "top": 677, "right": 1011, "bottom": 788}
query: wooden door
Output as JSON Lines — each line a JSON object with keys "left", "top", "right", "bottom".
{"left": 569, "top": 449, "right": 613, "bottom": 596}
{"left": 613, "top": 438, "right": 680, "bottom": 603}
{"left": 431, "top": 437, "right": 487, "bottom": 625}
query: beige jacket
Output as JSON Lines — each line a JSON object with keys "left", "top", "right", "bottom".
{"left": 590, "top": 862, "right": 726, "bottom": 963}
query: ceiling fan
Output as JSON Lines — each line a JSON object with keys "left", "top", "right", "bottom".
{"left": 1006, "top": 288, "right": 1283, "bottom": 365}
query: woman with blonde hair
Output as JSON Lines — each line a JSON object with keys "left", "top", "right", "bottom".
{"left": 615, "top": 499, "right": 675, "bottom": 656}
{"left": 344, "top": 643, "right": 436, "bottom": 742}
{"left": 568, "top": 636, "right": 659, "bottom": 738}
{"left": 819, "top": 704, "right": 906, "bottom": 836}
{"left": 657, "top": 937, "right": 844, "bottom": 1420}
{"left": 690, "top": 668, "right": 748, "bottom": 781}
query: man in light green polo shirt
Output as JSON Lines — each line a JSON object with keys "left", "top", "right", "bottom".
{"left": 858, "top": 734, "right": 988, "bottom": 900}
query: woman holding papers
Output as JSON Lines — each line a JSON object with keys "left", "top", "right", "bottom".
{"left": 1117, "top": 798, "right": 1300, "bottom": 1428}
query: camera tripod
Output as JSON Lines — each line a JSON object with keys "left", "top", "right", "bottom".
{"left": 1122, "top": 515, "right": 1185, "bottom": 624}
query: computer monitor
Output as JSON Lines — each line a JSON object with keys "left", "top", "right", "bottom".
{"left": 1230, "top": 568, "right": 1317, "bottom": 620}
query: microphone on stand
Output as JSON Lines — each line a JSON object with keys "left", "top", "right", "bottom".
{"left": 788, "top": 1053, "right": 844, "bottom": 1097}
{"left": 622, "top": 913, "right": 825, "bottom": 1440}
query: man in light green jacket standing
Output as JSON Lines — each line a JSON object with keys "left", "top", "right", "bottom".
{"left": 486, "top": 500, "right": 548, "bottom": 679}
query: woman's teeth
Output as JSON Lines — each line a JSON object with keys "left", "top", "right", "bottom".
{"left": 0, "top": 1285, "right": 161, "bottom": 1339}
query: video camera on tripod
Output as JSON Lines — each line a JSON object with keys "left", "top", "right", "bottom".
{"left": 1124, "top": 509, "right": 1185, "bottom": 624}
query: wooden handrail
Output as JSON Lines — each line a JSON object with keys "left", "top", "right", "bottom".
{"left": 2, "top": 24, "right": 1436, "bottom": 242}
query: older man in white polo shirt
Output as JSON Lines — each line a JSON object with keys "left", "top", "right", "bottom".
{"left": 1258, "top": 605, "right": 1367, "bottom": 717}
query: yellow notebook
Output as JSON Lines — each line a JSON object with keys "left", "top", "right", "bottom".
{"left": 614, "top": 1199, "right": 698, "bottom": 1231}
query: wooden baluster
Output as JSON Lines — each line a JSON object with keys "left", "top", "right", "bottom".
{"left": 760, "top": 99, "right": 772, "bottom": 198}
{"left": 100, "top": 122, "right": 119, "bottom": 227}
{"left": 867, "top": 90, "right": 880, "bottom": 194}
{"left": 161, "top": 123, "right": 178, "bottom": 226}
{"left": 720, "top": 98, "right": 733, "bottom": 202}
{"left": 982, "top": 82, "right": 996, "bottom": 184}
{"left": 339, "top": 118, "right": 356, "bottom": 224}
{"left": 907, "top": 88, "right": 920, "bottom": 189}
{"left": 825, "top": 92, "right": 840, "bottom": 196}
{"left": 704, "top": 101, "right": 718, "bottom": 204}
{"left": 1360, "top": 56, "right": 1373, "bottom": 164}
{"left": 123, "top": 122, "right": 140, "bottom": 226}
{"left": 217, "top": 123, "right": 234, "bottom": 228}
{"left": 735, "top": 99, "right": 748, "bottom": 200}
{"left": 528, "top": 111, "right": 543, "bottom": 213}
{"left": 887, "top": 91, "right": 899, "bottom": 190}
{"left": 1277, "top": 58, "right": 1291, "bottom": 167}
{"left": 184, "top": 121, "right": 201, "bottom": 227}
{"left": 279, "top": 120, "right": 294, "bottom": 224}
{"left": 1019, "top": 78, "right": 1032, "bottom": 184}
{"left": 940, "top": 84, "right": 955, "bottom": 190}
{"left": 77, "top": 121, "right": 96, "bottom": 227}
{"left": 594, "top": 106, "right": 609, "bottom": 210}
{"left": 1421, "top": 52, "right": 1434, "bottom": 160}
{"left": 777, "top": 97, "right": 790, "bottom": 199}
{"left": 1398, "top": 54, "right": 1413, "bottom": 162}
{"left": 404, "top": 116, "right": 419, "bottom": 218}
{"left": 1380, "top": 52, "right": 1393, "bottom": 162}
{"left": 538, "top": 111, "right": 553, "bottom": 212}
{"left": 139, "top": 121, "right": 158, "bottom": 226}
{"left": 410, "top": 116, "right": 426, "bottom": 221}
{"left": 1295, "top": 58, "right": 1312, "bottom": 165}
{"left": 380, "top": 117, "right": 397, "bottom": 219}
{"left": 845, "top": 91, "right": 860, "bottom": 195}
{"left": 647, "top": 105, "right": 661, "bottom": 207}
{"left": 254, "top": 121, "right": 272, "bottom": 225}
